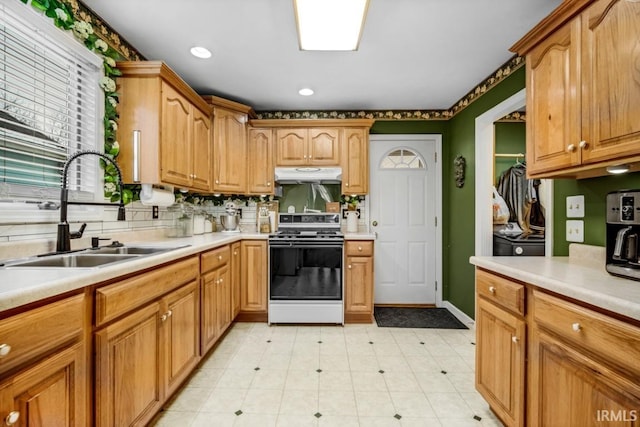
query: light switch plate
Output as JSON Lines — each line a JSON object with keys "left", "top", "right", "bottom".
{"left": 566, "top": 220, "right": 584, "bottom": 242}
{"left": 566, "top": 195, "right": 585, "bottom": 218}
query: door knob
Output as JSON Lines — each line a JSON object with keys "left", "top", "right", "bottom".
{"left": 372, "top": 220, "right": 378, "bottom": 226}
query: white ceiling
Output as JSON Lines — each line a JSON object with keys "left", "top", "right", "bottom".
{"left": 82, "top": 0, "right": 562, "bottom": 112}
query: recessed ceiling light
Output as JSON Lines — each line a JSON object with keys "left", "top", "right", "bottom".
{"left": 298, "top": 88, "right": 314, "bottom": 96}
{"left": 294, "top": 0, "right": 369, "bottom": 51}
{"left": 606, "top": 164, "right": 630, "bottom": 174}
{"left": 190, "top": 46, "right": 212, "bottom": 59}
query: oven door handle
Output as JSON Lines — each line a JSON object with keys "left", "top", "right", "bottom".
{"left": 269, "top": 242, "right": 344, "bottom": 249}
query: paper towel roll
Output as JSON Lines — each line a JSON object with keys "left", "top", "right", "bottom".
{"left": 140, "top": 184, "right": 175, "bottom": 207}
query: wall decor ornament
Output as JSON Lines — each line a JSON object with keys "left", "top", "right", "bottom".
{"left": 454, "top": 155, "right": 466, "bottom": 188}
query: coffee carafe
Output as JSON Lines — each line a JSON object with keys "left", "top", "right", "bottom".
{"left": 606, "top": 190, "right": 640, "bottom": 280}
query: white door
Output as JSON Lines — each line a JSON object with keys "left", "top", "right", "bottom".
{"left": 369, "top": 135, "right": 441, "bottom": 304}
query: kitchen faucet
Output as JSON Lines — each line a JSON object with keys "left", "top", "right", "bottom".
{"left": 56, "top": 150, "right": 126, "bottom": 252}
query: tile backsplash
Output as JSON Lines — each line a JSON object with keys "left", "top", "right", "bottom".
{"left": 0, "top": 198, "right": 370, "bottom": 260}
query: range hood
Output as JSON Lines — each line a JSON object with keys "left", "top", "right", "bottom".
{"left": 274, "top": 167, "right": 342, "bottom": 184}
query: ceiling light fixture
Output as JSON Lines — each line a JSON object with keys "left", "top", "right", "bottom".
{"left": 294, "top": 0, "right": 369, "bottom": 51}
{"left": 606, "top": 164, "right": 630, "bottom": 174}
{"left": 190, "top": 46, "right": 212, "bottom": 59}
{"left": 298, "top": 88, "right": 314, "bottom": 96}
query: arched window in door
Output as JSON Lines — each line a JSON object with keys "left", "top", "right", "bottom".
{"left": 379, "top": 148, "right": 425, "bottom": 169}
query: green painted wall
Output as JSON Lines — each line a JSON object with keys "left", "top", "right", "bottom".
{"left": 494, "top": 122, "right": 526, "bottom": 183}
{"left": 553, "top": 173, "right": 640, "bottom": 255}
{"left": 446, "top": 67, "right": 526, "bottom": 318}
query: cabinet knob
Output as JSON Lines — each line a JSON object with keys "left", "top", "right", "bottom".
{"left": 219, "top": 278, "right": 223, "bottom": 283}
{"left": 215, "top": 180, "right": 220, "bottom": 184}
{"left": 348, "top": 265, "right": 352, "bottom": 269}
{"left": 572, "top": 322, "right": 581, "bottom": 332}
{"left": 267, "top": 182, "right": 271, "bottom": 186}
{"left": 567, "top": 143, "right": 576, "bottom": 152}
{"left": 193, "top": 174, "right": 197, "bottom": 179}
{"left": 161, "top": 314, "right": 168, "bottom": 322}
{"left": 358, "top": 246, "right": 363, "bottom": 251}
{"left": 372, "top": 220, "right": 378, "bottom": 227}
{"left": 234, "top": 251, "right": 238, "bottom": 256}
{"left": 512, "top": 336, "right": 519, "bottom": 344}
{"left": 167, "top": 310, "right": 173, "bottom": 317}
{"left": 345, "top": 183, "right": 350, "bottom": 187}
{"left": 5, "top": 411, "right": 19, "bottom": 426}
{"left": 218, "top": 255, "right": 222, "bottom": 260}
{"left": 489, "top": 286, "right": 496, "bottom": 294}
{"left": 579, "top": 140, "right": 589, "bottom": 149}
{"left": 0, "top": 344, "right": 11, "bottom": 357}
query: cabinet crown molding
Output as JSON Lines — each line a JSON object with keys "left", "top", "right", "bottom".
{"left": 250, "top": 118, "right": 375, "bottom": 128}
{"left": 202, "top": 95, "right": 256, "bottom": 117}
{"left": 510, "top": 0, "right": 592, "bottom": 55}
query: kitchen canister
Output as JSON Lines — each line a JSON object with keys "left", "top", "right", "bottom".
{"left": 193, "top": 210, "right": 205, "bottom": 235}
{"left": 346, "top": 210, "right": 359, "bottom": 233}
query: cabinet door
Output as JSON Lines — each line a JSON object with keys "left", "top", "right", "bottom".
{"left": 240, "top": 240, "right": 267, "bottom": 313}
{"left": 529, "top": 327, "right": 640, "bottom": 427}
{"left": 230, "top": 242, "right": 241, "bottom": 319}
{"left": 525, "top": 18, "right": 581, "bottom": 176}
{"left": 342, "top": 128, "right": 369, "bottom": 193}
{"left": 201, "top": 269, "right": 220, "bottom": 355}
{"left": 275, "top": 129, "right": 307, "bottom": 165}
{"left": 247, "top": 128, "right": 274, "bottom": 194}
{"left": 191, "top": 107, "right": 212, "bottom": 191}
{"left": 0, "top": 343, "right": 86, "bottom": 427}
{"left": 213, "top": 108, "right": 247, "bottom": 192}
{"left": 345, "top": 255, "right": 373, "bottom": 315}
{"left": 476, "top": 297, "right": 525, "bottom": 427}
{"left": 579, "top": 0, "right": 640, "bottom": 165}
{"left": 216, "top": 264, "right": 231, "bottom": 335}
{"left": 309, "top": 128, "right": 340, "bottom": 165}
{"left": 163, "top": 280, "right": 200, "bottom": 397}
{"left": 95, "top": 302, "right": 162, "bottom": 427}
{"left": 161, "top": 82, "right": 193, "bottom": 187}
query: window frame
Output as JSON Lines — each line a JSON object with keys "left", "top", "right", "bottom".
{"left": 0, "top": 0, "right": 105, "bottom": 223}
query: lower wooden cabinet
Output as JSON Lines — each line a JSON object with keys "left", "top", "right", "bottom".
{"left": 230, "top": 242, "right": 241, "bottom": 319}
{"left": 95, "top": 278, "right": 200, "bottom": 427}
{"left": 344, "top": 241, "right": 374, "bottom": 323}
{"left": 239, "top": 240, "right": 268, "bottom": 320}
{"left": 475, "top": 268, "right": 640, "bottom": 427}
{"left": 0, "top": 342, "right": 86, "bottom": 427}
{"left": 201, "top": 263, "right": 230, "bottom": 354}
{"left": 475, "top": 296, "right": 525, "bottom": 427}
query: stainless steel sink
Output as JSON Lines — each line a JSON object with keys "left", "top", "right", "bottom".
{"left": 3, "top": 244, "right": 190, "bottom": 269}
{"left": 89, "top": 246, "right": 177, "bottom": 255}
{"left": 6, "top": 254, "right": 139, "bottom": 268}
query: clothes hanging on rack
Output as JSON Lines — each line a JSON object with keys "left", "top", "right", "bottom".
{"left": 496, "top": 163, "right": 544, "bottom": 235}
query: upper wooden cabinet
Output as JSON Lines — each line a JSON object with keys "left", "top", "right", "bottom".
{"left": 512, "top": 0, "right": 640, "bottom": 179}
{"left": 342, "top": 128, "right": 370, "bottom": 194}
{"left": 116, "top": 61, "right": 213, "bottom": 190}
{"left": 250, "top": 119, "right": 374, "bottom": 193}
{"left": 203, "top": 96, "right": 254, "bottom": 194}
{"left": 275, "top": 128, "right": 341, "bottom": 166}
{"left": 247, "top": 127, "right": 275, "bottom": 195}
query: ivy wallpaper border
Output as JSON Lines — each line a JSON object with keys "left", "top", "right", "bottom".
{"left": 62, "top": 0, "right": 144, "bottom": 61}
{"left": 255, "top": 55, "right": 525, "bottom": 121}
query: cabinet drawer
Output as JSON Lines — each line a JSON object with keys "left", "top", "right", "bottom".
{"left": 0, "top": 293, "right": 84, "bottom": 375}
{"left": 476, "top": 269, "right": 525, "bottom": 316}
{"left": 345, "top": 241, "right": 373, "bottom": 256}
{"left": 201, "top": 245, "right": 230, "bottom": 273}
{"left": 533, "top": 290, "right": 640, "bottom": 376}
{"left": 95, "top": 256, "right": 198, "bottom": 326}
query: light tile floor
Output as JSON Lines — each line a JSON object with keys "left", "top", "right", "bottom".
{"left": 150, "top": 322, "right": 504, "bottom": 427}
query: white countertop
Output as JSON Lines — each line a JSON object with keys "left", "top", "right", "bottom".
{"left": 0, "top": 230, "right": 375, "bottom": 313}
{"left": 0, "top": 232, "right": 266, "bottom": 312}
{"left": 469, "top": 255, "right": 640, "bottom": 322}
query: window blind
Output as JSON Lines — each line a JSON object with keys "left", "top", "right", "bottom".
{"left": 0, "top": 2, "right": 101, "bottom": 201}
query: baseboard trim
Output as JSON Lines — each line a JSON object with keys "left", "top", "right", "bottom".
{"left": 374, "top": 303, "right": 436, "bottom": 308}
{"left": 235, "top": 312, "right": 268, "bottom": 322}
{"left": 442, "top": 301, "right": 475, "bottom": 330}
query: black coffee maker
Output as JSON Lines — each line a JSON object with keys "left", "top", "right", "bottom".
{"left": 606, "top": 190, "right": 640, "bottom": 280}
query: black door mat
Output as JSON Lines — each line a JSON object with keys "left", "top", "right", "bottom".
{"left": 374, "top": 307, "right": 468, "bottom": 329}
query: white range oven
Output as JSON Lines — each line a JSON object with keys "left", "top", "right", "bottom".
{"left": 268, "top": 213, "right": 344, "bottom": 324}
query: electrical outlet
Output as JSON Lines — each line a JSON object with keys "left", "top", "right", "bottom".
{"left": 237, "top": 208, "right": 242, "bottom": 219}
{"left": 566, "top": 195, "right": 585, "bottom": 218}
{"left": 566, "top": 220, "right": 584, "bottom": 242}
{"left": 152, "top": 206, "right": 159, "bottom": 219}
